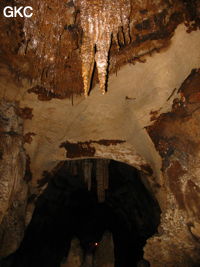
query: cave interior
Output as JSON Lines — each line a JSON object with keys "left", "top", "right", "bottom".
{"left": 1, "top": 160, "right": 160, "bottom": 267}
{"left": 0, "top": 0, "right": 200, "bottom": 266}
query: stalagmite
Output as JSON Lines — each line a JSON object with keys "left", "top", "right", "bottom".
{"left": 78, "top": 0, "right": 131, "bottom": 96}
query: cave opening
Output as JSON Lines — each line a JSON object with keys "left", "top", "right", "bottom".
{"left": 2, "top": 159, "right": 161, "bottom": 267}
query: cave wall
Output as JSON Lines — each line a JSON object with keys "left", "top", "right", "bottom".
{"left": 0, "top": 0, "right": 200, "bottom": 265}
{"left": 144, "top": 69, "right": 200, "bottom": 266}
{"left": 0, "top": 101, "right": 28, "bottom": 257}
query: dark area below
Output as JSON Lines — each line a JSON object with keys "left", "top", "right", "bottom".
{"left": 0, "top": 159, "right": 161, "bottom": 267}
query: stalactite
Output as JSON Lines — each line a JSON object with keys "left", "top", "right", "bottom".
{"left": 66, "top": 159, "right": 110, "bottom": 202}
{"left": 82, "top": 159, "right": 93, "bottom": 191}
{"left": 65, "top": 160, "right": 78, "bottom": 176}
{"left": 103, "top": 159, "right": 110, "bottom": 191}
{"left": 96, "top": 159, "right": 110, "bottom": 203}
{"left": 70, "top": 161, "right": 78, "bottom": 176}
{"left": 96, "top": 159, "right": 105, "bottom": 202}
{"left": 78, "top": 0, "right": 131, "bottom": 97}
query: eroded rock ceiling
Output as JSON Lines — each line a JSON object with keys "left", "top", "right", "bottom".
{"left": 0, "top": 0, "right": 199, "bottom": 98}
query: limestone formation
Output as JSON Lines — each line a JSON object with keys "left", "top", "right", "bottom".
{"left": 78, "top": 0, "right": 130, "bottom": 96}
{"left": 0, "top": 0, "right": 200, "bottom": 266}
{"left": 0, "top": 101, "right": 28, "bottom": 257}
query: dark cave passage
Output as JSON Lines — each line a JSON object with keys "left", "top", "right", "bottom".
{"left": 1, "top": 159, "right": 161, "bottom": 267}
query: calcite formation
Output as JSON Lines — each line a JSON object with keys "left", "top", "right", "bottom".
{"left": 78, "top": 0, "right": 131, "bottom": 96}
{"left": 1, "top": 0, "right": 193, "bottom": 99}
{"left": 83, "top": 159, "right": 93, "bottom": 190}
{"left": 0, "top": 0, "right": 200, "bottom": 265}
{"left": 0, "top": 101, "right": 28, "bottom": 257}
{"left": 55, "top": 160, "right": 110, "bottom": 203}
{"left": 96, "top": 159, "right": 109, "bottom": 203}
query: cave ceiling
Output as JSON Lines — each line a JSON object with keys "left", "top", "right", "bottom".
{"left": 0, "top": 0, "right": 199, "bottom": 99}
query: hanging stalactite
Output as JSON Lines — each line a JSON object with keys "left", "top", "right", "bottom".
{"left": 65, "top": 159, "right": 110, "bottom": 202}
{"left": 82, "top": 159, "right": 93, "bottom": 191}
{"left": 102, "top": 159, "right": 109, "bottom": 191}
{"left": 96, "top": 159, "right": 110, "bottom": 203}
{"left": 77, "top": 0, "right": 131, "bottom": 97}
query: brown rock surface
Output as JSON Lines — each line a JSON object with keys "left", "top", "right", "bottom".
{"left": 0, "top": 101, "right": 28, "bottom": 257}
{"left": 0, "top": 0, "right": 200, "bottom": 265}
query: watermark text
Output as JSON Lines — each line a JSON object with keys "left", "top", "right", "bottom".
{"left": 3, "top": 6, "right": 33, "bottom": 18}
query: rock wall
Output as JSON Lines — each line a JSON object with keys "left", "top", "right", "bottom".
{"left": 0, "top": 101, "right": 28, "bottom": 257}
{"left": 144, "top": 69, "right": 200, "bottom": 266}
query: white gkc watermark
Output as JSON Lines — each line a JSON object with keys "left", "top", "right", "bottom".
{"left": 3, "top": 6, "right": 33, "bottom": 17}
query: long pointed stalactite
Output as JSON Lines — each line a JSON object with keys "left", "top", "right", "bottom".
{"left": 77, "top": 0, "right": 131, "bottom": 96}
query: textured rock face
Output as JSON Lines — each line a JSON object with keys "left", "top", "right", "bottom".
{"left": 0, "top": 101, "right": 28, "bottom": 257}
{"left": 144, "top": 69, "right": 200, "bottom": 266}
{"left": 61, "top": 238, "right": 83, "bottom": 267}
{"left": 1, "top": 0, "right": 198, "bottom": 98}
{"left": 78, "top": 0, "right": 131, "bottom": 96}
{"left": 0, "top": 0, "right": 200, "bottom": 265}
